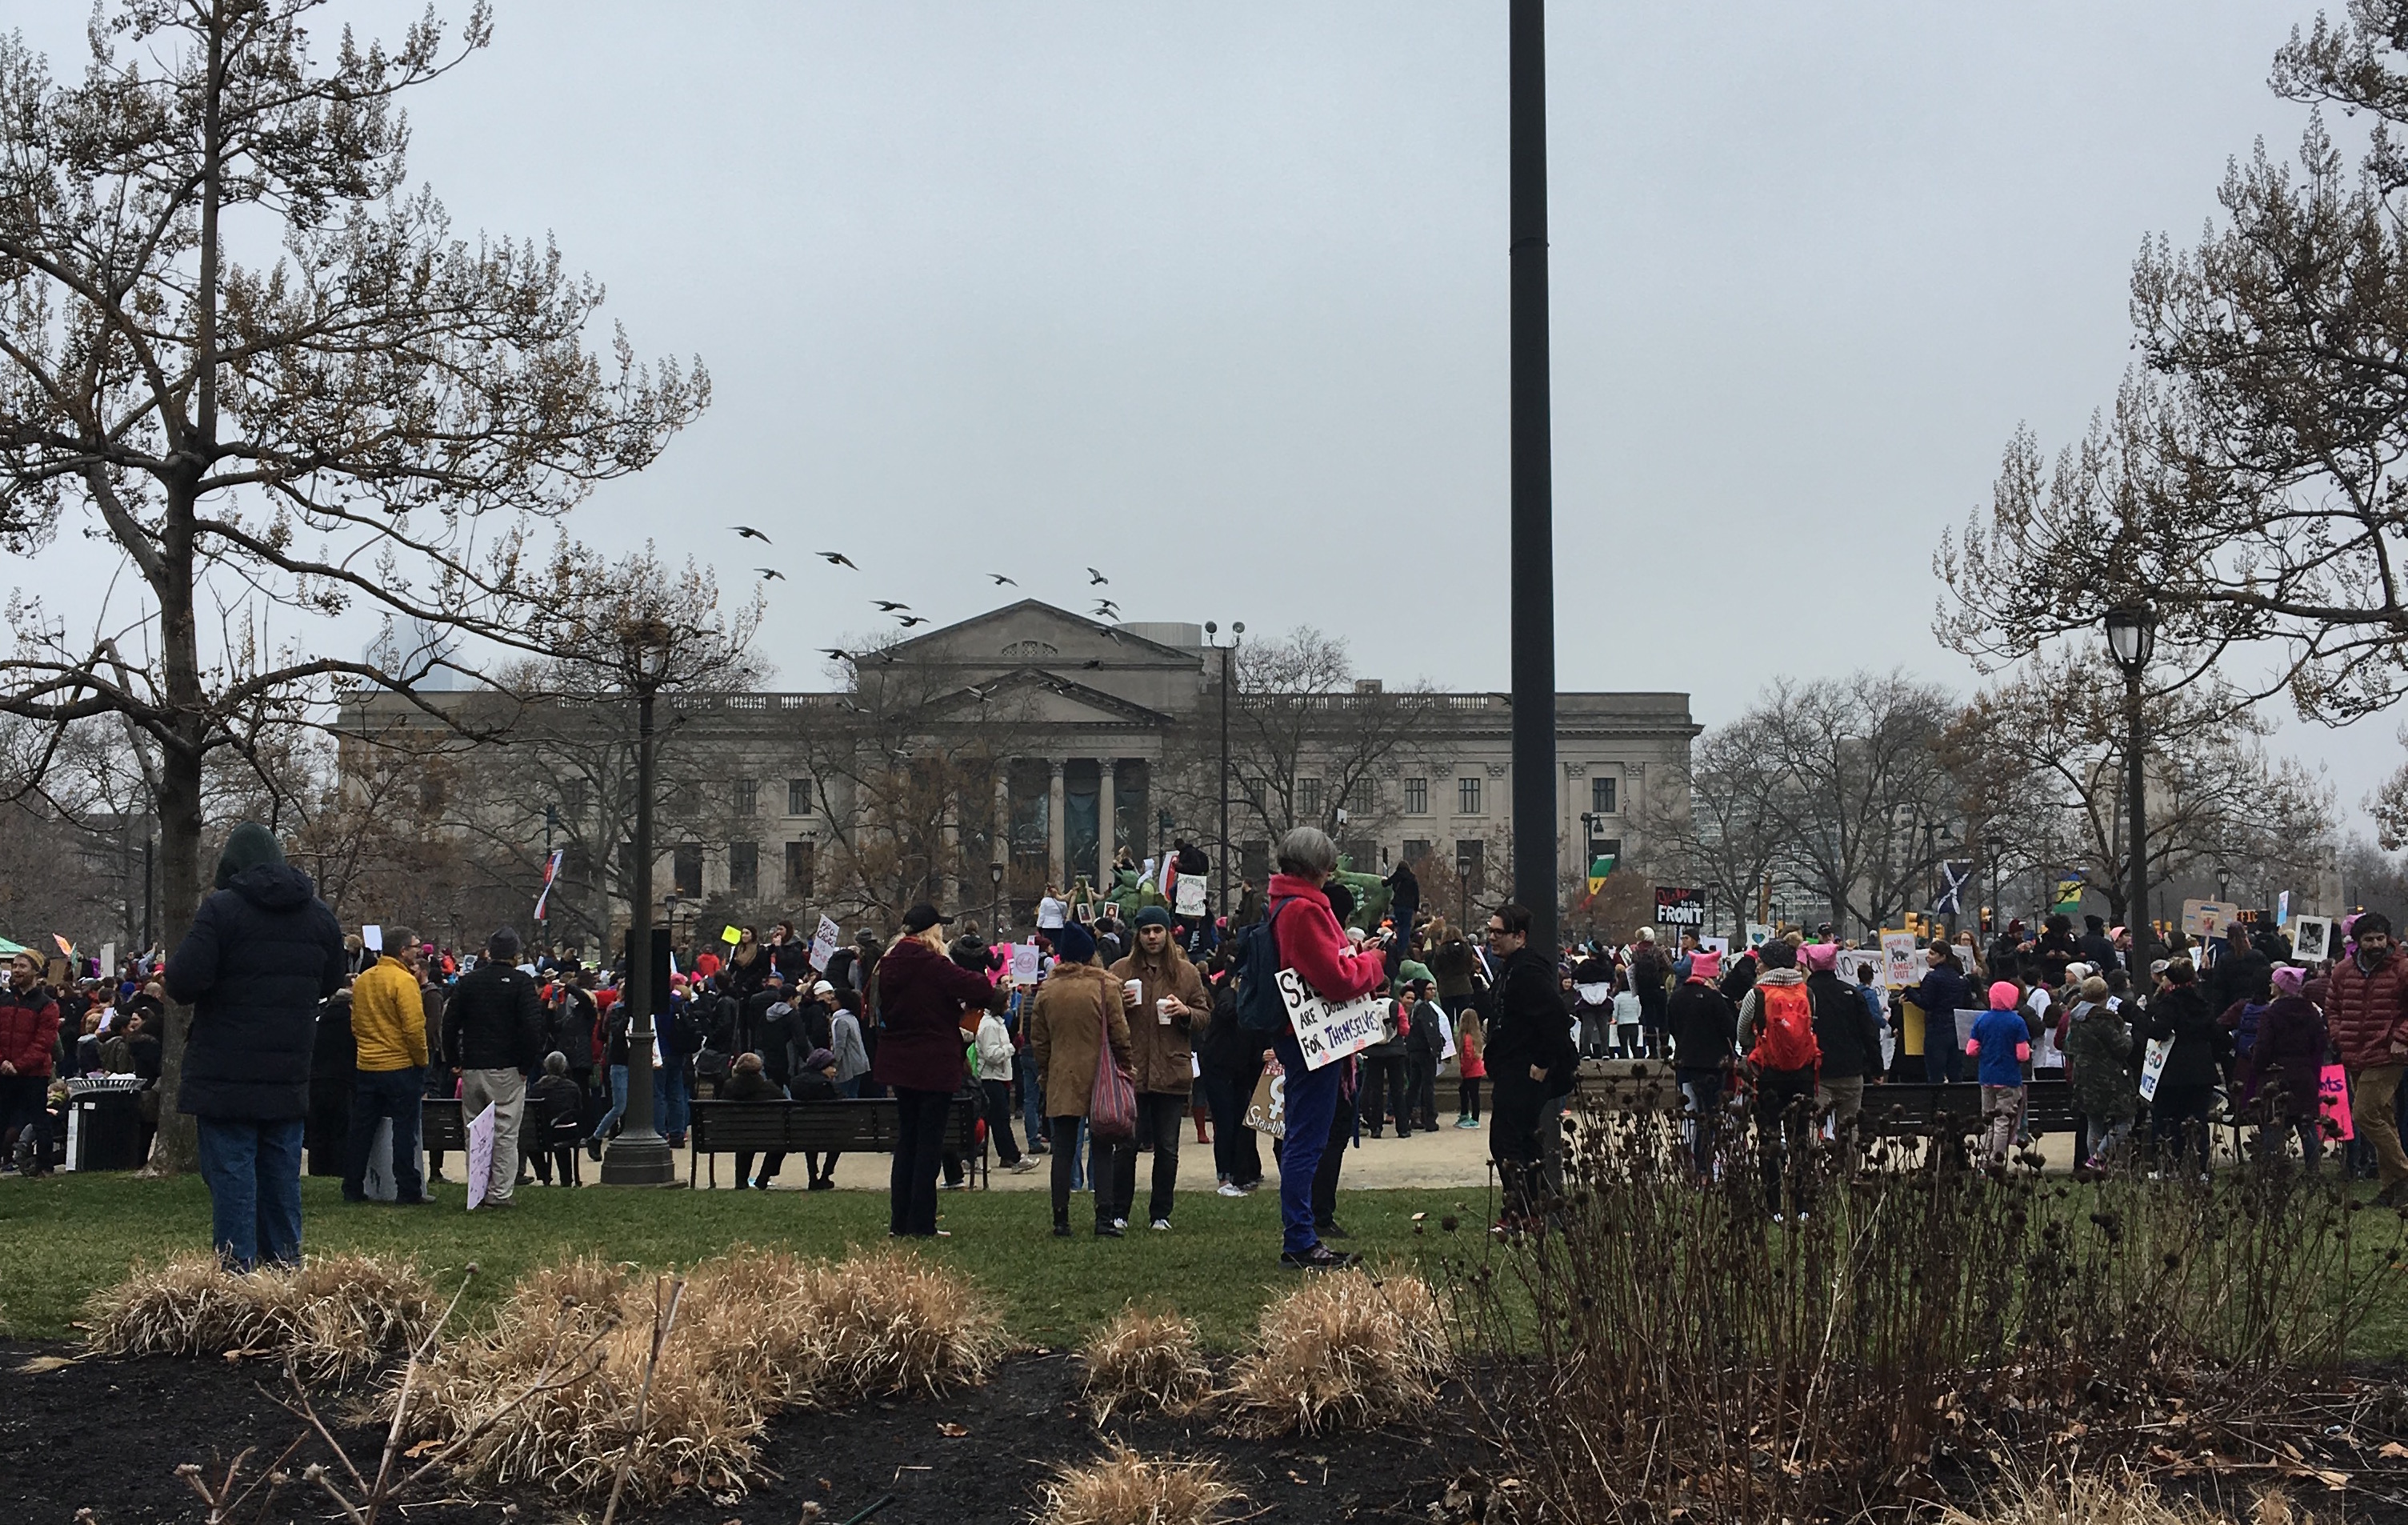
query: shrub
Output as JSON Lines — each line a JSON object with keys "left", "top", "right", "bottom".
{"left": 1079, "top": 1308, "right": 1212, "bottom": 1423}
{"left": 82, "top": 1252, "right": 434, "bottom": 1383}
{"left": 404, "top": 1244, "right": 1006, "bottom": 1500}
{"left": 1038, "top": 1443, "right": 1237, "bottom": 1525}
{"left": 1219, "top": 1267, "right": 1446, "bottom": 1438}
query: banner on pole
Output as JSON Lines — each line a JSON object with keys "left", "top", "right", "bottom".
{"left": 533, "top": 848, "right": 564, "bottom": 920}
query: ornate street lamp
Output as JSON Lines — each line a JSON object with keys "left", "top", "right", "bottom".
{"left": 602, "top": 614, "right": 676, "bottom": 1186}
{"left": 2104, "top": 602, "right": 2158, "bottom": 970}
{"left": 990, "top": 859, "right": 1006, "bottom": 944}
{"left": 1204, "top": 620, "right": 1244, "bottom": 912}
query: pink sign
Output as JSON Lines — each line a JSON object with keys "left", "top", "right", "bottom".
{"left": 2320, "top": 1064, "right": 2356, "bottom": 1143}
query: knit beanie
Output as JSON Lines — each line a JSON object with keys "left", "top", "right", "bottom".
{"left": 1988, "top": 980, "right": 2021, "bottom": 1010}
{"left": 1801, "top": 943, "right": 1838, "bottom": 973}
{"left": 1050, "top": 922, "right": 1098, "bottom": 963}
{"left": 2273, "top": 965, "right": 2307, "bottom": 998}
{"left": 1689, "top": 949, "right": 1722, "bottom": 982}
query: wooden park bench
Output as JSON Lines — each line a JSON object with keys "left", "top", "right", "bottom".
{"left": 686, "top": 1096, "right": 988, "bottom": 1190}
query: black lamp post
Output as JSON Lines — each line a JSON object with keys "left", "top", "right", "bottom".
{"left": 602, "top": 615, "right": 675, "bottom": 1187}
{"left": 1458, "top": 855, "right": 1472, "bottom": 927}
{"left": 1204, "top": 620, "right": 1243, "bottom": 912}
{"left": 990, "top": 859, "right": 1006, "bottom": 943}
{"left": 2105, "top": 602, "right": 2158, "bottom": 970}
{"left": 1985, "top": 831, "right": 2004, "bottom": 939}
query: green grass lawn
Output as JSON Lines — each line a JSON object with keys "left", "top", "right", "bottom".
{"left": 0, "top": 1175, "right": 1490, "bottom": 1351}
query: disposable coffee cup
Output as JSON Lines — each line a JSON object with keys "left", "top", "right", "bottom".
{"left": 1124, "top": 979, "right": 1143, "bottom": 1008}
{"left": 1156, "top": 996, "right": 1174, "bottom": 1026}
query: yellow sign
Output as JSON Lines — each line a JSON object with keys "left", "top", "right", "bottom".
{"left": 720, "top": 924, "right": 742, "bottom": 946}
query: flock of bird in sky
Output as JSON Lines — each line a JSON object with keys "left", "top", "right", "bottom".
{"left": 728, "top": 525, "right": 1120, "bottom": 666}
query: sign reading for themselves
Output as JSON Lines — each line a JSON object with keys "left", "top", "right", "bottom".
{"left": 1279, "top": 967, "right": 1390, "bottom": 1071}
{"left": 1654, "top": 886, "right": 1705, "bottom": 928}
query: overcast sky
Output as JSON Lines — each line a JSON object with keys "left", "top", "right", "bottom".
{"left": 14, "top": 2, "right": 2391, "bottom": 831}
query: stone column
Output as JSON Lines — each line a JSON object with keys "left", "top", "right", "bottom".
{"left": 1047, "top": 760, "right": 1066, "bottom": 889}
{"left": 1096, "top": 758, "right": 1117, "bottom": 890}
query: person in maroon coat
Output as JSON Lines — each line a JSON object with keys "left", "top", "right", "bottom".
{"left": 2327, "top": 912, "right": 2408, "bottom": 1201}
{"left": 0, "top": 951, "right": 62, "bottom": 1174}
{"left": 868, "top": 903, "right": 1010, "bottom": 1236}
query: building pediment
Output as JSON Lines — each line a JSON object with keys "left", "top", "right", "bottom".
{"left": 888, "top": 600, "right": 1198, "bottom": 674}
{"left": 920, "top": 668, "right": 1172, "bottom": 729}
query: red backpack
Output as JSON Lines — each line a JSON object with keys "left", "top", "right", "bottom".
{"left": 1750, "top": 982, "right": 1822, "bottom": 1073}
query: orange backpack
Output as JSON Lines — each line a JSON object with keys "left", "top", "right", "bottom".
{"left": 1750, "top": 982, "right": 1822, "bottom": 1073}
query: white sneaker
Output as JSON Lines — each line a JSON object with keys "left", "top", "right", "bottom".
{"left": 1217, "top": 1182, "right": 1246, "bottom": 1198}
{"left": 1112, "top": 1217, "right": 1129, "bottom": 1232}
{"left": 1007, "top": 1158, "right": 1039, "bottom": 1174}
{"left": 1150, "top": 1218, "right": 1172, "bottom": 1231}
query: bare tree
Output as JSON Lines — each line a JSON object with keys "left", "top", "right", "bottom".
{"left": 1937, "top": 649, "right": 2336, "bottom": 928}
{"left": 0, "top": 3, "right": 705, "bottom": 1163}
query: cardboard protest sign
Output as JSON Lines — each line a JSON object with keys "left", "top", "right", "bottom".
{"left": 1698, "top": 935, "right": 1730, "bottom": 959}
{"left": 720, "top": 924, "right": 742, "bottom": 946}
{"left": 2138, "top": 1036, "right": 2174, "bottom": 1103}
{"left": 1880, "top": 931, "right": 1921, "bottom": 991}
{"left": 1010, "top": 943, "right": 1042, "bottom": 983}
{"left": 1654, "top": 887, "right": 1705, "bottom": 929}
{"left": 1745, "top": 923, "right": 1774, "bottom": 948}
{"left": 2321, "top": 1064, "right": 2355, "bottom": 1142}
{"left": 2180, "top": 899, "right": 2234, "bottom": 938}
{"left": 362, "top": 924, "right": 382, "bottom": 952}
{"left": 1245, "top": 1066, "right": 1286, "bottom": 1139}
{"left": 1278, "top": 967, "right": 1389, "bottom": 1071}
{"left": 465, "top": 1102, "right": 497, "bottom": 1211}
{"left": 1175, "top": 874, "right": 1208, "bottom": 916}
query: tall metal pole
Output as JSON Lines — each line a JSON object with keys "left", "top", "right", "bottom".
{"left": 1510, "top": 0, "right": 1559, "bottom": 951}
{"left": 602, "top": 678, "right": 674, "bottom": 1185}
{"left": 1218, "top": 640, "right": 1232, "bottom": 914}
{"left": 2124, "top": 668, "right": 2153, "bottom": 973}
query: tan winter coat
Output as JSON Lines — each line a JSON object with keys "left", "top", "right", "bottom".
{"left": 1106, "top": 943, "right": 1210, "bottom": 1095}
{"left": 1027, "top": 962, "right": 1131, "bottom": 1119}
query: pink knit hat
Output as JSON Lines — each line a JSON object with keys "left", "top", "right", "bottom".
{"left": 2273, "top": 965, "right": 2307, "bottom": 998}
{"left": 1689, "top": 949, "right": 1722, "bottom": 982}
{"left": 1988, "top": 980, "right": 2022, "bottom": 1010}
{"left": 1801, "top": 943, "right": 1838, "bottom": 973}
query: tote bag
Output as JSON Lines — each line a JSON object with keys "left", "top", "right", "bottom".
{"left": 1088, "top": 984, "right": 1137, "bottom": 1143}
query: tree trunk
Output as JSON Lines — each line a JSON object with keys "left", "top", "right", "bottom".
{"left": 147, "top": 482, "right": 206, "bottom": 1174}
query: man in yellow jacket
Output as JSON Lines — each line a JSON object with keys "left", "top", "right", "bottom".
{"left": 344, "top": 929, "right": 434, "bottom": 1203}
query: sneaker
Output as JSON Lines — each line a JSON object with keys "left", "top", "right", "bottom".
{"left": 1150, "top": 1218, "right": 1172, "bottom": 1231}
{"left": 1282, "top": 1245, "right": 1360, "bottom": 1271}
{"left": 1008, "top": 1158, "right": 1040, "bottom": 1174}
{"left": 584, "top": 1139, "right": 603, "bottom": 1163}
{"left": 1315, "top": 1219, "right": 1350, "bottom": 1240}
{"left": 1216, "top": 1181, "right": 1247, "bottom": 1198}
{"left": 1456, "top": 1117, "right": 1481, "bottom": 1130}
{"left": 1094, "top": 1220, "right": 1124, "bottom": 1239}
{"left": 1111, "top": 1217, "right": 1129, "bottom": 1232}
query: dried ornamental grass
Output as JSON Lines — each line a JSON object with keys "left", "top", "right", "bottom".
{"left": 1079, "top": 1308, "right": 1212, "bottom": 1423}
{"left": 1219, "top": 1267, "right": 1448, "bottom": 1438}
{"left": 1038, "top": 1443, "right": 1238, "bottom": 1525}
{"left": 1934, "top": 1471, "right": 2314, "bottom": 1525}
{"left": 406, "top": 1245, "right": 1007, "bottom": 1501}
{"left": 82, "top": 1252, "right": 434, "bottom": 1383}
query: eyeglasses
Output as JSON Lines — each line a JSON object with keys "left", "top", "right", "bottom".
{"left": 1486, "top": 926, "right": 1510, "bottom": 939}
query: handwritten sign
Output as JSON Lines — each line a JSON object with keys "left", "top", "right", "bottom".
{"left": 808, "top": 915, "right": 841, "bottom": 973}
{"left": 1278, "top": 967, "right": 1389, "bottom": 1071}
{"left": 464, "top": 1102, "right": 497, "bottom": 1211}
{"left": 1175, "top": 874, "right": 1207, "bottom": 916}
{"left": 1010, "top": 943, "right": 1042, "bottom": 983}
{"left": 2320, "top": 1064, "right": 2355, "bottom": 1142}
{"left": 2138, "top": 1036, "right": 2174, "bottom": 1103}
{"left": 2180, "top": 899, "right": 2234, "bottom": 938}
{"left": 1880, "top": 931, "right": 1921, "bottom": 991}
{"left": 1654, "top": 886, "right": 1705, "bottom": 928}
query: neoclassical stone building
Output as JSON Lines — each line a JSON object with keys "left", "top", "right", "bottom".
{"left": 342, "top": 600, "right": 1698, "bottom": 930}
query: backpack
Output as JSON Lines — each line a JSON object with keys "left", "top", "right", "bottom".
{"left": 1234, "top": 899, "right": 1298, "bottom": 1035}
{"left": 1750, "top": 983, "right": 1821, "bottom": 1073}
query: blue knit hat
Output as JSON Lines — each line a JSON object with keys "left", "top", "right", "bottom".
{"left": 1133, "top": 906, "right": 1173, "bottom": 930}
{"left": 1051, "top": 922, "right": 1098, "bottom": 963}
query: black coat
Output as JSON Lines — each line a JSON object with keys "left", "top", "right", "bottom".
{"left": 2148, "top": 984, "right": 2231, "bottom": 1092}
{"left": 1806, "top": 970, "right": 1885, "bottom": 1079}
{"left": 443, "top": 962, "right": 545, "bottom": 1072}
{"left": 1485, "top": 946, "right": 1577, "bottom": 1095}
{"left": 1666, "top": 979, "right": 1738, "bottom": 1068}
{"left": 165, "top": 864, "right": 347, "bottom": 1120}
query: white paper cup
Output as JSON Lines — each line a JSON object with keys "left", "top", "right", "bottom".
{"left": 1156, "top": 996, "right": 1174, "bottom": 1025}
{"left": 1124, "top": 979, "right": 1143, "bottom": 1008}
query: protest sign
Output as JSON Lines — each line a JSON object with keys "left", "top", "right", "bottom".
{"left": 2320, "top": 1065, "right": 2355, "bottom": 1142}
{"left": 808, "top": 915, "right": 841, "bottom": 973}
{"left": 1880, "top": 931, "right": 1921, "bottom": 991}
{"left": 1175, "top": 874, "right": 1208, "bottom": 916}
{"left": 1245, "top": 1066, "right": 1286, "bottom": 1139}
{"left": 1745, "top": 923, "right": 1774, "bottom": 948}
{"left": 1654, "top": 887, "right": 1705, "bottom": 930}
{"left": 1698, "top": 935, "right": 1730, "bottom": 959}
{"left": 362, "top": 924, "right": 382, "bottom": 952}
{"left": 2138, "top": 1036, "right": 2174, "bottom": 1103}
{"left": 1010, "top": 943, "right": 1042, "bottom": 983}
{"left": 1279, "top": 967, "right": 1389, "bottom": 1071}
{"left": 720, "top": 924, "right": 742, "bottom": 946}
{"left": 2180, "top": 899, "right": 2234, "bottom": 938}
{"left": 464, "top": 1102, "right": 497, "bottom": 1211}
{"left": 2291, "top": 915, "right": 2334, "bottom": 963}
{"left": 2277, "top": 890, "right": 2291, "bottom": 928}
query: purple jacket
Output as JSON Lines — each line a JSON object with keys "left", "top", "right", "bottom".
{"left": 2242, "top": 994, "right": 2327, "bottom": 1123}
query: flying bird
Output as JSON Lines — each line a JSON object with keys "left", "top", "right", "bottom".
{"left": 733, "top": 526, "right": 771, "bottom": 542}
{"left": 1092, "top": 600, "right": 1120, "bottom": 619}
{"left": 988, "top": 574, "right": 1018, "bottom": 586}
{"left": 873, "top": 599, "right": 910, "bottom": 612}
{"left": 895, "top": 614, "right": 930, "bottom": 628}
{"left": 1086, "top": 567, "right": 1109, "bottom": 586}
{"left": 755, "top": 567, "right": 785, "bottom": 582}
{"left": 817, "top": 550, "right": 858, "bottom": 569}
{"left": 819, "top": 647, "right": 852, "bottom": 662}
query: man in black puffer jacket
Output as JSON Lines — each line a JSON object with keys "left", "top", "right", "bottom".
{"left": 165, "top": 823, "right": 347, "bottom": 1271}
{"left": 443, "top": 927, "right": 545, "bottom": 1208}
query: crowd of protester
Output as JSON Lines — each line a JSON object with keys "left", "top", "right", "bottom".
{"left": 13, "top": 819, "right": 2408, "bottom": 1275}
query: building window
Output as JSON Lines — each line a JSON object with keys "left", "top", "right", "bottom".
{"left": 734, "top": 779, "right": 758, "bottom": 817}
{"left": 1455, "top": 839, "right": 1486, "bottom": 895}
{"left": 787, "top": 778, "right": 813, "bottom": 816}
{"left": 729, "top": 839, "right": 758, "bottom": 896}
{"left": 1458, "top": 776, "right": 1482, "bottom": 815}
{"left": 1344, "top": 778, "right": 1377, "bottom": 816}
{"left": 1402, "top": 839, "right": 1433, "bottom": 866}
{"left": 562, "top": 777, "right": 588, "bottom": 816}
{"left": 1592, "top": 775, "right": 1617, "bottom": 815}
{"left": 1241, "top": 839, "right": 1270, "bottom": 886}
{"left": 784, "top": 839, "right": 815, "bottom": 898}
{"left": 673, "top": 843, "right": 703, "bottom": 899}
{"left": 1297, "top": 778, "right": 1324, "bottom": 820}
{"left": 1403, "top": 777, "right": 1428, "bottom": 815}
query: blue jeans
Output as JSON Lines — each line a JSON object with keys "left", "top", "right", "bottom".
{"left": 1271, "top": 1027, "right": 1341, "bottom": 1255}
{"left": 198, "top": 1117, "right": 306, "bottom": 1271}
{"left": 593, "top": 1064, "right": 630, "bottom": 1140}
{"left": 658, "top": 1063, "right": 691, "bottom": 1142}
{"left": 344, "top": 1067, "right": 426, "bottom": 1201}
{"left": 1021, "top": 1067, "right": 1045, "bottom": 1145}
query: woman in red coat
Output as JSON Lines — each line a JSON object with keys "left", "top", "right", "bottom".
{"left": 869, "top": 904, "right": 1009, "bottom": 1236}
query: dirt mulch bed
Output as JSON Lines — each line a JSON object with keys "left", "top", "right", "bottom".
{"left": 0, "top": 1340, "right": 1480, "bottom": 1523}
